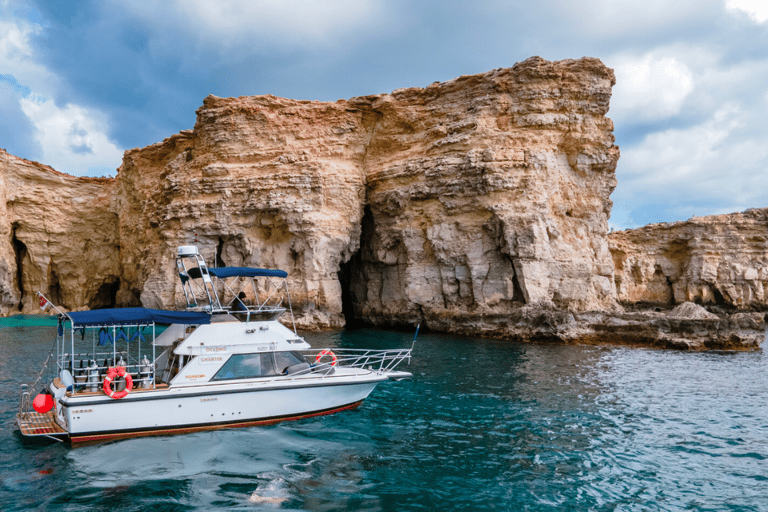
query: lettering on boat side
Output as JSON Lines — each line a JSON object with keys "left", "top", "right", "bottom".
{"left": 258, "top": 345, "right": 269, "bottom": 352}
{"left": 185, "top": 374, "right": 206, "bottom": 379}
{"left": 73, "top": 409, "right": 93, "bottom": 414}
{"left": 199, "top": 356, "right": 224, "bottom": 365}
{"left": 204, "top": 346, "right": 228, "bottom": 353}
{"left": 200, "top": 397, "right": 218, "bottom": 402}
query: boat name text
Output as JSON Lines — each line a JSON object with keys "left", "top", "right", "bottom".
{"left": 199, "top": 356, "right": 224, "bottom": 365}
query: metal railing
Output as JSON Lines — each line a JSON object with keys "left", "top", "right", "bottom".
{"left": 18, "top": 384, "right": 31, "bottom": 421}
{"left": 288, "top": 348, "right": 413, "bottom": 378}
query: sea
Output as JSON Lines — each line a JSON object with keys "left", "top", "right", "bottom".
{"left": 1, "top": 322, "right": 767, "bottom": 511}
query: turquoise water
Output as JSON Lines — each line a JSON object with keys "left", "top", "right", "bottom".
{"left": 1, "top": 326, "right": 767, "bottom": 511}
{"left": 0, "top": 315, "right": 58, "bottom": 328}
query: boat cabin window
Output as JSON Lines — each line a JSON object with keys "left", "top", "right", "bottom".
{"left": 212, "top": 353, "right": 274, "bottom": 381}
{"left": 273, "top": 351, "right": 308, "bottom": 374}
{"left": 211, "top": 352, "right": 307, "bottom": 381}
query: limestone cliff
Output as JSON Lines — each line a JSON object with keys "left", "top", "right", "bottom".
{"left": 2, "top": 56, "right": 763, "bottom": 349}
{"left": 0, "top": 149, "right": 120, "bottom": 315}
{"left": 108, "top": 56, "right": 620, "bottom": 329}
{"left": 111, "top": 95, "right": 369, "bottom": 328}
{"left": 347, "top": 57, "right": 619, "bottom": 329}
{"left": 609, "top": 209, "right": 768, "bottom": 310}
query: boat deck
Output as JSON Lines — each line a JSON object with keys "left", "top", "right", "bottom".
{"left": 54, "top": 378, "right": 169, "bottom": 396}
{"left": 17, "top": 410, "right": 67, "bottom": 437}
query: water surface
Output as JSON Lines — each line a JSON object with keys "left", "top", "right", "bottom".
{"left": 1, "top": 326, "right": 766, "bottom": 510}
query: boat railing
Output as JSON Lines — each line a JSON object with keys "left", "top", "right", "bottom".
{"left": 58, "top": 351, "right": 155, "bottom": 392}
{"left": 18, "top": 384, "right": 31, "bottom": 421}
{"left": 293, "top": 348, "right": 413, "bottom": 378}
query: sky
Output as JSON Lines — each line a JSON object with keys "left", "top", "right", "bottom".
{"left": 1, "top": 0, "right": 767, "bottom": 229}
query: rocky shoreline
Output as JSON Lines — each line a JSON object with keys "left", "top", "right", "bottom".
{"left": 1, "top": 56, "right": 766, "bottom": 350}
{"left": 408, "top": 302, "right": 765, "bottom": 350}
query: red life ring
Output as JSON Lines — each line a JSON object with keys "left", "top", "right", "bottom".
{"left": 103, "top": 366, "right": 133, "bottom": 399}
{"left": 315, "top": 349, "right": 338, "bottom": 366}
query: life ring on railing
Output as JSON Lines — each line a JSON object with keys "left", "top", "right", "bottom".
{"left": 315, "top": 349, "right": 338, "bottom": 367}
{"left": 103, "top": 366, "right": 133, "bottom": 399}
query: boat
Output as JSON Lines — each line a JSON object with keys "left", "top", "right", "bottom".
{"left": 16, "top": 245, "right": 413, "bottom": 444}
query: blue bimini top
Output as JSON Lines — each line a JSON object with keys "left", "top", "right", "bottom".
{"left": 209, "top": 267, "right": 288, "bottom": 279}
{"left": 67, "top": 308, "right": 211, "bottom": 327}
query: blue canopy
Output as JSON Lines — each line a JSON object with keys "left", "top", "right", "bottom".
{"left": 67, "top": 308, "right": 210, "bottom": 327}
{"left": 209, "top": 267, "right": 288, "bottom": 279}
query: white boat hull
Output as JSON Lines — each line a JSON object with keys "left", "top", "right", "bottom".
{"left": 57, "top": 374, "right": 384, "bottom": 443}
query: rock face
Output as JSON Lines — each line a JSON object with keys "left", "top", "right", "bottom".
{"left": 109, "top": 56, "right": 620, "bottom": 330}
{"left": 1, "top": 57, "right": 763, "bottom": 349}
{"left": 0, "top": 150, "right": 119, "bottom": 316}
{"left": 112, "top": 96, "right": 370, "bottom": 328}
{"left": 609, "top": 209, "right": 768, "bottom": 310}
{"left": 347, "top": 57, "right": 620, "bottom": 330}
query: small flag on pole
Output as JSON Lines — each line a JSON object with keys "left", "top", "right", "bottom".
{"left": 38, "top": 294, "right": 52, "bottom": 311}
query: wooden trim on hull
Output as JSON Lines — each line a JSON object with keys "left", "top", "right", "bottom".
{"left": 68, "top": 400, "right": 364, "bottom": 444}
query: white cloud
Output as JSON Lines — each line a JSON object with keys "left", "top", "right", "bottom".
{"left": 726, "top": 0, "right": 768, "bottom": 22}
{"left": 115, "top": 0, "right": 386, "bottom": 54}
{"left": 0, "top": 15, "right": 59, "bottom": 97}
{"left": 615, "top": 104, "right": 768, "bottom": 223}
{"left": 19, "top": 95, "right": 124, "bottom": 176}
{"left": 621, "top": 105, "right": 737, "bottom": 182}
{"left": 0, "top": 9, "right": 123, "bottom": 176}
{"left": 609, "top": 52, "right": 694, "bottom": 122}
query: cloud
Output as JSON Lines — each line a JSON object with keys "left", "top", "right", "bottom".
{"left": 607, "top": 29, "right": 768, "bottom": 227}
{"left": 0, "top": 11, "right": 59, "bottom": 97}
{"left": 113, "top": 0, "right": 388, "bottom": 59}
{"left": 18, "top": 94, "right": 124, "bottom": 176}
{"left": 612, "top": 104, "right": 768, "bottom": 226}
{"left": 0, "top": 5, "right": 124, "bottom": 176}
{"left": 726, "top": 0, "right": 768, "bottom": 23}
{"left": 0, "top": 79, "right": 40, "bottom": 158}
{"left": 610, "top": 52, "right": 694, "bottom": 122}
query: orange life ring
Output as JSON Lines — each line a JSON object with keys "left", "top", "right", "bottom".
{"left": 315, "top": 349, "right": 337, "bottom": 366}
{"left": 103, "top": 366, "right": 133, "bottom": 399}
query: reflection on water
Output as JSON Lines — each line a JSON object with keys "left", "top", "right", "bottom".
{"left": 1, "top": 326, "right": 767, "bottom": 510}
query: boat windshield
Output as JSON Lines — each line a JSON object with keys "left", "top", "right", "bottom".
{"left": 211, "top": 351, "right": 307, "bottom": 381}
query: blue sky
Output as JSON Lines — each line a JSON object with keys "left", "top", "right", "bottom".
{"left": 1, "top": 0, "right": 767, "bottom": 229}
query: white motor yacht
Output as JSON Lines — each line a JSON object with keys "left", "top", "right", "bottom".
{"left": 16, "top": 245, "right": 413, "bottom": 444}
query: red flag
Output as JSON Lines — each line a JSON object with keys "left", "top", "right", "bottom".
{"left": 39, "top": 295, "right": 51, "bottom": 311}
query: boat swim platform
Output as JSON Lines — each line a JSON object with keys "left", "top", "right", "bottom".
{"left": 17, "top": 410, "right": 67, "bottom": 437}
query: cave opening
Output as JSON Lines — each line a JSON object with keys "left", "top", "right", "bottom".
{"left": 47, "top": 266, "right": 63, "bottom": 306}
{"left": 11, "top": 223, "right": 27, "bottom": 311}
{"left": 338, "top": 257, "right": 360, "bottom": 328}
{"left": 511, "top": 266, "right": 527, "bottom": 305}
{"left": 89, "top": 279, "right": 121, "bottom": 310}
{"left": 216, "top": 237, "right": 227, "bottom": 267}
{"left": 504, "top": 256, "right": 527, "bottom": 306}
{"left": 337, "top": 206, "right": 375, "bottom": 329}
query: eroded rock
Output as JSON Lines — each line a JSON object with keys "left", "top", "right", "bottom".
{"left": 610, "top": 209, "right": 768, "bottom": 310}
{"left": 0, "top": 150, "right": 120, "bottom": 315}
{"left": 0, "top": 57, "right": 764, "bottom": 350}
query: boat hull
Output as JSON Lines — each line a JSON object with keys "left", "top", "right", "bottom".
{"left": 68, "top": 400, "right": 364, "bottom": 444}
{"left": 48, "top": 377, "right": 382, "bottom": 443}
